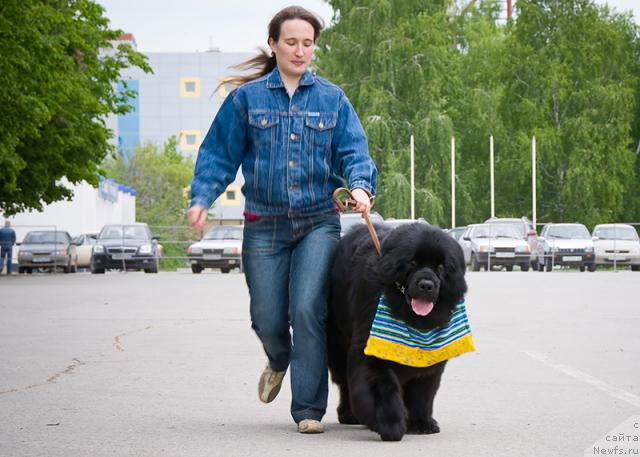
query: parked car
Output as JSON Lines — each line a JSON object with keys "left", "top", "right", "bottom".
{"left": 73, "top": 233, "right": 98, "bottom": 269}
{"left": 17, "top": 230, "right": 78, "bottom": 273}
{"left": 339, "top": 211, "right": 384, "bottom": 237}
{"left": 187, "top": 225, "right": 243, "bottom": 274}
{"left": 90, "top": 223, "right": 160, "bottom": 274}
{"left": 484, "top": 216, "right": 538, "bottom": 256}
{"left": 592, "top": 224, "right": 640, "bottom": 271}
{"left": 384, "top": 218, "right": 428, "bottom": 229}
{"left": 446, "top": 226, "right": 467, "bottom": 242}
{"left": 533, "top": 223, "right": 595, "bottom": 272}
{"left": 459, "top": 223, "right": 531, "bottom": 271}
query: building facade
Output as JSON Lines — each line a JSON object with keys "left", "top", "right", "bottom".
{"left": 108, "top": 35, "right": 253, "bottom": 223}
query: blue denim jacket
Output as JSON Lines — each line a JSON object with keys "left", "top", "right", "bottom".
{"left": 190, "top": 68, "right": 377, "bottom": 217}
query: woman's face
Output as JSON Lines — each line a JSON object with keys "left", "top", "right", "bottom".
{"left": 269, "top": 19, "right": 315, "bottom": 80}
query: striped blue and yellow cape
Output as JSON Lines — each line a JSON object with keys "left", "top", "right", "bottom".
{"left": 364, "top": 296, "right": 475, "bottom": 368}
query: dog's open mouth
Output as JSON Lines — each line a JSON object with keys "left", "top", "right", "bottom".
{"left": 410, "top": 297, "right": 434, "bottom": 316}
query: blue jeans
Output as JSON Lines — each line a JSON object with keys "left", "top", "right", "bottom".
{"left": 1, "top": 247, "right": 12, "bottom": 274}
{"left": 242, "top": 211, "right": 341, "bottom": 423}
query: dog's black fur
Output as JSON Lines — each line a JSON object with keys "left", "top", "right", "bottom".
{"left": 327, "top": 222, "right": 467, "bottom": 441}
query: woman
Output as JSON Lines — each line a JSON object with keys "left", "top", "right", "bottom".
{"left": 187, "top": 5, "right": 377, "bottom": 434}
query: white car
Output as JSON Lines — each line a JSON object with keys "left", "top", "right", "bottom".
{"left": 533, "top": 223, "right": 595, "bottom": 272}
{"left": 458, "top": 223, "right": 531, "bottom": 271}
{"left": 73, "top": 233, "right": 99, "bottom": 268}
{"left": 187, "top": 225, "right": 243, "bottom": 274}
{"left": 592, "top": 224, "right": 640, "bottom": 271}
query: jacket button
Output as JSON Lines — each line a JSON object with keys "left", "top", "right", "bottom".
{"left": 290, "top": 133, "right": 298, "bottom": 140}
{"left": 288, "top": 161, "right": 296, "bottom": 168}
{"left": 261, "top": 118, "right": 267, "bottom": 126}
{"left": 319, "top": 121, "right": 324, "bottom": 129}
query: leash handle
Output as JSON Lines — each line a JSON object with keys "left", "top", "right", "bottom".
{"left": 332, "top": 187, "right": 382, "bottom": 256}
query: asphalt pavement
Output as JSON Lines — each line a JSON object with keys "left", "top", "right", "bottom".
{"left": 1, "top": 270, "right": 639, "bottom": 457}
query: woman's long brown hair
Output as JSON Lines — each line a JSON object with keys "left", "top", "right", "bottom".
{"left": 221, "top": 6, "right": 325, "bottom": 89}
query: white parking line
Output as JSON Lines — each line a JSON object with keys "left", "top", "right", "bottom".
{"left": 525, "top": 351, "right": 640, "bottom": 408}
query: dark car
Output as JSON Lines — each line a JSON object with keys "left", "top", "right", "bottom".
{"left": 17, "top": 230, "right": 78, "bottom": 273}
{"left": 90, "top": 223, "right": 160, "bottom": 274}
{"left": 187, "top": 225, "right": 243, "bottom": 274}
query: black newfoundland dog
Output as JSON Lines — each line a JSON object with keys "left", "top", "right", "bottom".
{"left": 327, "top": 222, "right": 468, "bottom": 441}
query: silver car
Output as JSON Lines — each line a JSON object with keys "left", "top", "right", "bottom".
{"left": 592, "top": 224, "right": 640, "bottom": 271}
{"left": 339, "top": 211, "right": 384, "bottom": 237}
{"left": 533, "top": 223, "right": 595, "bottom": 272}
{"left": 187, "top": 225, "right": 243, "bottom": 274}
{"left": 459, "top": 223, "right": 531, "bottom": 271}
{"left": 17, "top": 230, "right": 78, "bottom": 273}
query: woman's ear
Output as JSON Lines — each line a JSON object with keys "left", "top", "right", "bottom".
{"left": 268, "top": 37, "right": 276, "bottom": 55}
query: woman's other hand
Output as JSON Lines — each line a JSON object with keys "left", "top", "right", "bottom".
{"left": 187, "top": 205, "right": 208, "bottom": 232}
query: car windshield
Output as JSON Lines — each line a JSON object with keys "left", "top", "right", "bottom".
{"left": 594, "top": 227, "right": 639, "bottom": 241}
{"left": 23, "top": 231, "right": 68, "bottom": 244}
{"left": 471, "top": 225, "right": 520, "bottom": 239}
{"left": 203, "top": 227, "right": 243, "bottom": 240}
{"left": 546, "top": 225, "right": 590, "bottom": 240}
{"left": 486, "top": 220, "right": 526, "bottom": 237}
{"left": 99, "top": 225, "right": 149, "bottom": 240}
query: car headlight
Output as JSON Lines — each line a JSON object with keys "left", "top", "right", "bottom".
{"left": 188, "top": 247, "right": 202, "bottom": 255}
{"left": 479, "top": 245, "right": 494, "bottom": 252}
{"left": 93, "top": 244, "right": 104, "bottom": 254}
{"left": 515, "top": 245, "right": 530, "bottom": 253}
{"left": 19, "top": 250, "right": 32, "bottom": 257}
{"left": 584, "top": 246, "right": 594, "bottom": 252}
{"left": 223, "top": 247, "right": 240, "bottom": 255}
{"left": 550, "top": 246, "right": 559, "bottom": 252}
{"left": 139, "top": 244, "right": 152, "bottom": 254}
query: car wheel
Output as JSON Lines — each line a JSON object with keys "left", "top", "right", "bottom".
{"left": 545, "top": 258, "right": 553, "bottom": 272}
{"left": 521, "top": 263, "right": 530, "bottom": 272}
{"left": 220, "top": 268, "right": 230, "bottom": 274}
{"left": 587, "top": 263, "right": 597, "bottom": 272}
{"left": 505, "top": 265, "right": 513, "bottom": 272}
{"left": 191, "top": 264, "right": 203, "bottom": 274}
{"left": 145, "top": 260, "right": 159, "bottom": 274}
{"left": 471, "top": 254, "right": 480, "bottom": 272}
{"left": 19, "top": 267, "right": 25, "bottom": 274}
{"left": 531, "top": 260, "right": 538, "bottom": 270}
{"left": 632, "top": 265, "right": 640, "bottom": 272}
{"left": 91, "top": 265, "right": 105, "bottom": 274}
{"left": 579, "top": 264, "right": 586, "bottom": 272}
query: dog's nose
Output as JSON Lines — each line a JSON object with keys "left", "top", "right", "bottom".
{"left": 418, "top": 279, "right": 434, "bottom": 292}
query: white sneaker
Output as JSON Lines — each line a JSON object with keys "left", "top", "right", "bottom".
{"left": 297, "top": 419, "right": 324, "bottom": 434}
{"left": 258, "top": 364, "right": 286, "bottom": 403}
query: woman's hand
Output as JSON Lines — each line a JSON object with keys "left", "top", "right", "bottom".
{"left": 350, "top": 188, "right": 372, "bottom": 213}
{"left": 187, "top": 205, "right": 208, "bottom": 232}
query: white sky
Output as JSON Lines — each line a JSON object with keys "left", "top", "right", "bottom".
{"left": 95, "top": 0, "right": 639, "bottom": 53}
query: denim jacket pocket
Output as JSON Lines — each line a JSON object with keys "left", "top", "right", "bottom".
{"left": 305, "top": 113, "right": 337, "bottom": 148}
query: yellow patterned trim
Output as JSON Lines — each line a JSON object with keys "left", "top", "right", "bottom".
{"left": 364, "top": 333, "right": 476, "bottom": 368}
{"left": 180, "top": 77, "right": 201, "bottom": 97}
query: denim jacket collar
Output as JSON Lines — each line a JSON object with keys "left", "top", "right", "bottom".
{"left": 266, "top": 67, "right": 315, "bottom": 89}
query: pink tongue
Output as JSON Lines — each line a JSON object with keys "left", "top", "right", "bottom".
{"left": 411, "top": 298, "right": 434, "bottom": 316}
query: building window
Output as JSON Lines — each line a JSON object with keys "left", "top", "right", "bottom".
{"left": 180, "top": 77, "right": 200, "bottom": 98}
{"left": 179, "top": 130, "right": 201, "bottom": 151}
{"left": 220, "top": 185, "right": 241, "bottom": 206}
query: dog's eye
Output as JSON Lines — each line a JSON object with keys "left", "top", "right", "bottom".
{"left": 410, "top": 260, "right": 417, "bottom": 266}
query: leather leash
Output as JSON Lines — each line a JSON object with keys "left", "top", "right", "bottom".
{"left": 333, "top": 187, "right": 382, "bottom": 256}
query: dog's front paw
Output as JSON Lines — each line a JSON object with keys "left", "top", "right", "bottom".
{"left": 377, "top": 421, "right": 407, "bottom": 441}
{"left": 407, "top": 417, "right": 440, "bottom": 435}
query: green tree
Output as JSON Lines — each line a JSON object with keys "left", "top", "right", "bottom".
{"left": 0, "top": 0, "right": 150, "bottom": 215}
{"left": 497, "top": 0, "right": 639, "bottom": 226}
{"left": 103, "top": 138, "right": 197, "bottom": 270}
